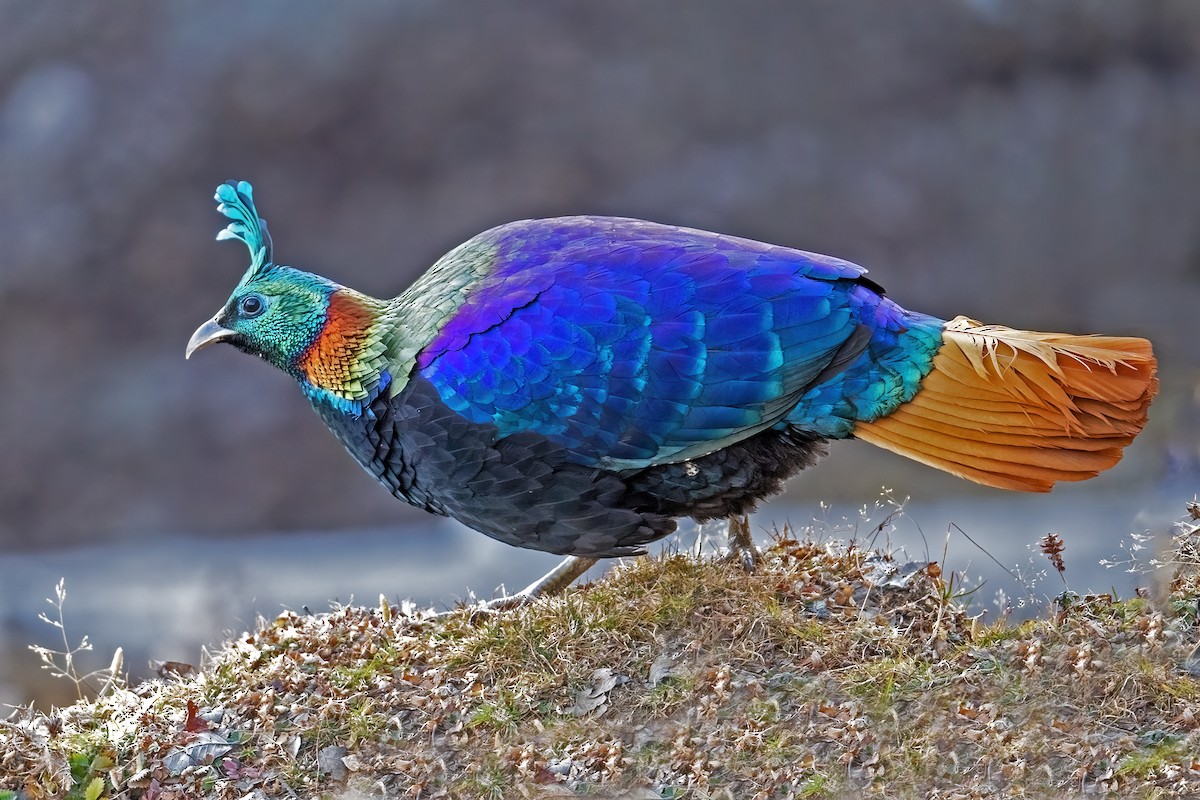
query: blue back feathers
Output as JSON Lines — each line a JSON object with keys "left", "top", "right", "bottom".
{"left": 417, "top": 218, "right": 945, "bottom": 469}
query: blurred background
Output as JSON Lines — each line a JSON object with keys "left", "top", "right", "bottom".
{"left": 2, "top": 0, "right": 1200, "bottom": 708}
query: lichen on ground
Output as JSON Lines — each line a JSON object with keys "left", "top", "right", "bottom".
{"left": 4, "top": 507, "right": 1200, "bottom": 800}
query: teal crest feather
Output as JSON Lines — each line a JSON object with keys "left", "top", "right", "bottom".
{"left": 215, "top": 180, "right": 273, "bottom": 283}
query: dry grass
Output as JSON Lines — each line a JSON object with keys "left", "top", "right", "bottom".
{"left": 4, "top": 506, "right": 1200, "bottom": 800}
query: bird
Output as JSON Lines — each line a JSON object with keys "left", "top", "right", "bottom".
{"left": 187, "top": 180, "right": 1158, "bottom": 604}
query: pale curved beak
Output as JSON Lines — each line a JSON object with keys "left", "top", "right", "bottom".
{"left": 186, "top": 317, "right": 235, "bottom": 359}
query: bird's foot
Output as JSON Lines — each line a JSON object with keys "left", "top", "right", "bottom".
{"left": 725, "top": 514, "right": 762, "bottom": 573}
{"left": 727, "top": 541, "right": 763, "bottom": 573}
{"left": 459, "top": 555, "right": 602, "bottom": 618}
{"left": 472, "top": 591, "right": 536, "bottom": 615}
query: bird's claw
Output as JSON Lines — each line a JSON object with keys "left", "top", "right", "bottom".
{"left": 474, "top": 591, "right": 535, "bottom": 615}
{"left": 725, "top": 514, "right": 761, "bottom": 572}
{"left": 728, "top": 543, "right": 762, "bottom": 573}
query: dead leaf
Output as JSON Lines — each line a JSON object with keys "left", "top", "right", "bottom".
{"left": 183, "top": 700, "right": 210, "bottom": 733}
{"left": 162, "top": 731, "right": 233, "bottom": 774}
{"left": 569, "top": 668, "right": 627, "bottom": 716}
{"left": 318, "top": 745, "right": 348, "bottom": 780}
{"left": 649, "top": 653, "right": 681, "bottom": 687}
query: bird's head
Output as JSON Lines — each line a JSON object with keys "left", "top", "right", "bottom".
{"left": 186, "top": 181, "right": 338, "bottom": 379}
{"left": 188, "top": 181, "right": 391, "bottom": 413}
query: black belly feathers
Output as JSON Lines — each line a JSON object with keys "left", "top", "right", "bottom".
{"left": 317, "top": 374, "right": 828, "bottom": 557}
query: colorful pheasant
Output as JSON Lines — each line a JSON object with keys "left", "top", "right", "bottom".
{"left": 188, "top": 181, "right": 1158, "bottom": 600}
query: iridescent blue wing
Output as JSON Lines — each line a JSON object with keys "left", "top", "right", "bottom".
{"left": 416, "top": 217, "right": 902, "bottom": 469}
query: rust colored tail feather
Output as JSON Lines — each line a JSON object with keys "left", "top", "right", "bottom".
{"left": 855, "top": 316, "right": 1158, "bottom": 492}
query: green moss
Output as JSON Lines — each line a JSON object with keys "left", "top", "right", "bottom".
{"left": 347, "top": 698, "right": 390, "bottom": 747}
{"left": 460, "top": 759, "right": 511, "bottom": 800}
{"left": 467, "top": 688, "right": 527, "bottom": 735}
{"left": 1117, "top": 736, "right": 1188, "bottom": 779}
{"left": 797, "top": 772, "right": 835, "bottom": 797}
{"left": 329, "top": 642, "right": 404, "bottom": 692}
{"left": 843, "top": 656, "right": 938, "bottom": 710}
{"left": 759, "top": 728, "right": 805, "bottom": 767}
{"left": 971, "top": 619, "right": 1035, "bottom": 647}
{"left": 641, "top": 677, "right": 695, "bottom": 716}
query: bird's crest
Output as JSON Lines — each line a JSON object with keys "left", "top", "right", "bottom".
{"left": 214, "top": 180, "right": 274, "bottom": 284}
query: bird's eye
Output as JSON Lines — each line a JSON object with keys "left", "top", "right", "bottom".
{"left": 239, "top": 294, "right": 266, "bottom": 317}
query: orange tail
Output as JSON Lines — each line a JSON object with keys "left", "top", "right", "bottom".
{"left": 855, "top": 316, "right": 1158, "bottom": 492}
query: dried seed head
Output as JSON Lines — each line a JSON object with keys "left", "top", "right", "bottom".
{"left": 1039, "top": 533, "right": 1067, "bottom": 579}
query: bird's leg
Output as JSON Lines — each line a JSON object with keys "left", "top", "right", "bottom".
{"left": 726, "top": 514, "right": 761, "bottom": 572}
{"left": 513, "top": 555, "right": 601, "bottom": 599}
{"left": 478, "top": 555, "right": 601, "bottom": 612}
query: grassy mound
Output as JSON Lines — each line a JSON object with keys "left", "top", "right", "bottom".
{"left": 4, "top": 510, "right": 1200, "bottom": 799}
